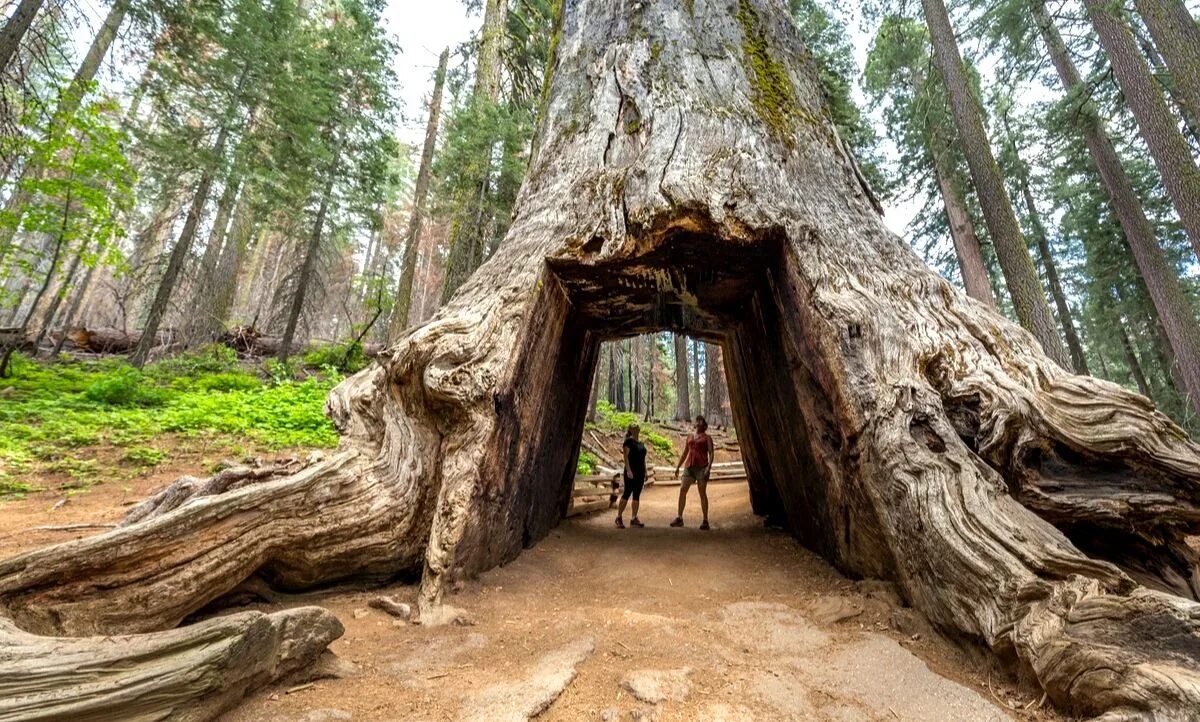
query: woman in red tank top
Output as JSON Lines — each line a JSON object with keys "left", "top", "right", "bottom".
{"left": 671, "top": 415, "right": 715, "bottom": 530}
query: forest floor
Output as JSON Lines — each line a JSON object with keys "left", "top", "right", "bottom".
{"left": 2, "top": 472, "right": 1060, "bottom": 722}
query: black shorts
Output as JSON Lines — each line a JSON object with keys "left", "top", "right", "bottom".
{"left": 622, "top": 474, "right": 645, "bottom": 500}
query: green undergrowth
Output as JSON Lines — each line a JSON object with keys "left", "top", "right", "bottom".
{"left": 0, "top": 346, "right": 342, "bottom": 498}
{"left": 586, "top": 400, "right": 674, "bottom": 456}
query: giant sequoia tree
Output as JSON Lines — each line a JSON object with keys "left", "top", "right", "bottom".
{"left": 2, "top": 0, "right": 1200, "bottom": 718}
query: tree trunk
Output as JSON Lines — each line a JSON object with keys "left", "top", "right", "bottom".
{"left": 1081, "top": 0, "right": 1200, "bottom": 260}
{"left": 673, "top": 333, "right": 690, "bottom": 420}
{"left": 930, "top": 151, "right": 997, "bottom": 308}
{"left": 208, "top": 191, "right": 259, "bottom": 332}
{"left": 0, "top": 0, "right": 129, "bottom": 258}
{"left": 0, "top": 0, "right": 43, "bottom": 72}
{"left": 389, "top": 48, "right": 449, "bottom": 341}
{"left": 5, "top": 1, "right": 1200, "bottom": 718}
{"left": 703, "top": 341, "right": 730, "bottom": 427}
{"left": 440, "top": 0, "right": 509, "bottom": 302}
{"left": 1011, "top": 154, "right": 1089, "bottom": 375}
{"left": 1118, "top": 323, "right": 1152, "bottom": 397}
{"left": 1132, "top": 0, "right": 1200, "bottom": 148}
{"left": 920, "top": 0, "right": 1070, "bottom": 369}
{"left": 279, "top": 145, "right": 340, "bottom": 362}
{"left": 130, "top": 125, "right": 231, "bottom": 368}
{"left": 1130, "top": 17, "right": 1200, "bottom": 149}
{"left": 691, "top": 337, "right": 702, "bottom": 415}
{"left": 1033, "top": 0, "right": 1200, "bottom": 417}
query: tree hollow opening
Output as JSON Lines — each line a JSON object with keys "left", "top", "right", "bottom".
{"left": 473, "top": 228, "right": 893, "bottom": 583}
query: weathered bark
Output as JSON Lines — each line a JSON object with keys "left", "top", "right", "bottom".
{"left": 4, "top": 1, "right": 1200, "bottom": 718}
{"left": 1132, "top": 0, "right": 1200, "bottom": 148}
{"left": 0, "top": 0, "right": 43, "bottom": 72}
{"left": 0, "top": 607, "right": 341, "bottom": 721}
{"left": 920, "top": 0, "right": 1070, "bottom": 369}
{"left": 388, "top": 48, "right": 448, "bottom": 341}
{"left": 931, "top": 151, "right": 997, "bottom": 308}
{"left": 673, "top": 333, "right": 690, "bottom": 420}
{"left": 1033, "top": 0, "right": 1200, "bottom": 417}
{"left": 1081, "top": 0, "right": 1200, "bottom": 260}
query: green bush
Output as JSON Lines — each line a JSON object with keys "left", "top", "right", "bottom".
{"left": 303, "top": 340, "right": 369, "bottom": 374}
{"left": 593, "top": 400, "right": 674, "bottom": 455}
{"left": 577, "top": 450, "right": 598, "bottom": 475}
{"left": 0, "top": 353, "right": 343, "bottom": 496}
{"left": 83, "top": 368, "right": 168, "bottom": 407}
{"left": 147, "top": 344, "right": 240, "bottom": 378}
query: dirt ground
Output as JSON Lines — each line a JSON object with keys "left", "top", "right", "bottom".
{"left": 0, "top": 459, "right": 1066, "bottom": 721}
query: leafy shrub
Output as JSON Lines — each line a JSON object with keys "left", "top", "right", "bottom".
{"left": 83, "top": 368, "right": 168, "bottom": 407}
{"left": 121, "top": 446, "right": 167, "bottom": 467}
{"left": 147, "top": 344, "right": 240, "bottom": 378}
{"left": 577, "top": 450, "right": 598, "bottom": 475}
{"left": 593, "top": 400, "right": 673, "bottom": 455}
{"left": 303, "top": 341, "right": 369, "bottom": 374}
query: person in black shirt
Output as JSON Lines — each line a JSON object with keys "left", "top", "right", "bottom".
{"left": 616, "top": 423, "right": 647, "bottom": 528}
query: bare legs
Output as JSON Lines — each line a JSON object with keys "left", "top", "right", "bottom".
{"left": 674, "top": 478, "right": 710, "bottom": 527}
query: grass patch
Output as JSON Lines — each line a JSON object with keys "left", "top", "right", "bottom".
{"left": 0, "top": 348, "right": 341, "bottom": 495}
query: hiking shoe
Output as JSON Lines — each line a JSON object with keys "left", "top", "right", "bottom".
{"left": 699, "top": 520, "right": 711, "bottom": 531}
{"left": 615, "top": 517, "right": 625, "bottom": 529}
{"left": 669, "top": 517, "right": 684, "bottom": 528}
{"left": 630, "top": 518, "right": 645, "bottom": 528}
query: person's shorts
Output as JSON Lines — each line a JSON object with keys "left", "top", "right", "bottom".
{"left": 681, "top": 466, "right": 709, "bottom": 486}
{"left": 622, "top": 474, "right": 646, "bottom": 500}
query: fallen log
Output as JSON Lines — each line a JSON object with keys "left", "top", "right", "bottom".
{"left": 2, "top": 0, "right": 1200, "bottom": 718}
{"left": 0, "top": 606, "right": 342, "bottom": 721}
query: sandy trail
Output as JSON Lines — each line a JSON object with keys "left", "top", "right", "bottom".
{"left": 213, "top": 482, "right": 1050, "bottom": 722}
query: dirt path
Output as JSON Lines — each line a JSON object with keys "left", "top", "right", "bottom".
{"left": 215, "top": 483, "right": 1053, "bottom": 722}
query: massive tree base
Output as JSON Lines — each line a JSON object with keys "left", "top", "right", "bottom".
{"left": 1, "top": 0, "right": 1199, "bottom": 718}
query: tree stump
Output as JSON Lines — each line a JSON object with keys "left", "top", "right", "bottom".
{"left": 2, "top": 0, "right": 1199, "bottom": 717}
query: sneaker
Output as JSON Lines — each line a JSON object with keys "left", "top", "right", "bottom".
{"left": 669, "top": 517, "right": 684, "bottom": 528}
{"left": 630, "top": 518, "right": 645, "bottom": 528}
{"left": 615, "top": 517, "right": 625, "bottom": 529}
{"left": 699, "top": 520, "right": 710, "bottom": 531}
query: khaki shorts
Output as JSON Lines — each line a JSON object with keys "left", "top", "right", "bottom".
{"left": 681, "top": 466, "right": 709, "bottom": 487}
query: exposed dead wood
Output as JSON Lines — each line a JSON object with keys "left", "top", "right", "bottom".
{"left": 1, "top": 0, "right": 1199, "bottom": 717}
{"left": 0, "top": 606, "right": 342, "bottom": 721}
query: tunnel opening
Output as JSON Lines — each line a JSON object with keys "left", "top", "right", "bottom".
{"left": 465, "top": 226, "right": 897, "bottom": 584}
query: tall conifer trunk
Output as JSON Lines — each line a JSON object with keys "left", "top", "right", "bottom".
{"left": 920, "top": 0, "right": 1070, "bottom": 367}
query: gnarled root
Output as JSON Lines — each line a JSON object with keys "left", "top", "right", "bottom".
{"left": 0, "top": 606, "right": 343, "bottom": 721}
{"left": 0, "top": 450, "right": 432, "bottom": 635}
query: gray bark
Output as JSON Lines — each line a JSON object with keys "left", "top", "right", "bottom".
{"left": 3, "top": 2, "right": 1200, "bottom": 718}
{"left": 1132, "top": 0, "right": 1200, "bottom": 148}
{"left": 0, "top": 0, "right": 43, "bottom": 72}
{"left": 1082, "top": 0, "right": 1200, "bottom": 260}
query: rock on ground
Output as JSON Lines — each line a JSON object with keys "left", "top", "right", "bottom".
{"left": 458, "top": 638, "right": 595, "bottom": 721}
{"left": 621, "top": 667, "right": 693, "bottom": 704}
